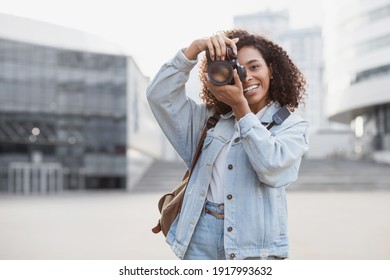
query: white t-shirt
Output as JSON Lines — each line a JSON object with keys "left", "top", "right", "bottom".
{"left": 207, "top": 106, "right": 268, "bottom": 203}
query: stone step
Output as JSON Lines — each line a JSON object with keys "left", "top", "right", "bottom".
{"left": 132, "top": 159, "right": 390, "bottom": 193}
{"left": 131, "top": 160, "right": 187, "bottom": 193}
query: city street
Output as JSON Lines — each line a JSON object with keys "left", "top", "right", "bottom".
{"left": 1, "top": 159, "right": 390, "bottom": 260}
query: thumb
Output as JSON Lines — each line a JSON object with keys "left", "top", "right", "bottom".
{"left": 233, "top": 69, "right": 242, "bottom": 89}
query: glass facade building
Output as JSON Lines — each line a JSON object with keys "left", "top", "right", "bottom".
{"left": 0, "top": 37, "right": 127, "bottom": 192}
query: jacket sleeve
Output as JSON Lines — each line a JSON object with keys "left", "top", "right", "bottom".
{"left": 238, "top": 112, "right": 309, "bottom": 187}
{"left": 146, "top": 50, "right": 209, "bottom": 168}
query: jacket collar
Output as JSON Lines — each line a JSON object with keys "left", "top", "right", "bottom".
{"left": 260, "top": 102, "right": 282, "bottom": 124}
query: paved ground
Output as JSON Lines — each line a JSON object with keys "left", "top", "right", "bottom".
{"left": 1, "top": 159, "right": 390, "bottom": 260}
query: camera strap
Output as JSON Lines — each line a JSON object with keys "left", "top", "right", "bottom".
{"left": 264, "top": 105, "right": 291, "bottom": 130}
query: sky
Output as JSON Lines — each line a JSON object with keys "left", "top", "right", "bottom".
{"left": 0, "top": 0, "right": 324, "bottom": 78}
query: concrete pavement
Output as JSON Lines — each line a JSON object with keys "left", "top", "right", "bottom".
{"left": 1, "top": 159, "right": 390, "bottom": 260}
{"left": 1, "top": 190, "right": 390, "bottom": 260}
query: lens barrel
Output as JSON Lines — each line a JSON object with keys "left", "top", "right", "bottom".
{"left": 208, "top": 60, "right": 234, "bottom": 86}
{"left": 206, "top": 47, "right": 247, "bottom": 86}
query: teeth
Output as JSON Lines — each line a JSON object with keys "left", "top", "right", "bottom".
{"left": 244, "top": 85, "right": 258, "bottom": 93}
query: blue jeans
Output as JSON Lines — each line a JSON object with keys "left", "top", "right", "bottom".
{"left": 184, "top": 201, "right": 226, "bottom": 260}
{"left": 183, "top": 201, "right": 286, "bottom": 260}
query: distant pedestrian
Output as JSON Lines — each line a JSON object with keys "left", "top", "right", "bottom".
{"left": 147, "top": 28, "right": 309, "bottom": 260}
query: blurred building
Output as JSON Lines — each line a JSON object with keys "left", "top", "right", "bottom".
{"left": 0, "top": 13, "right": 160, "bottom": 193}
{"left": 234, "top": 10, "right": 290, "bottom": 40}
{"left": 234, "top": 10, "right": 354, "bottom": 159}
{"left": 323, "top": 0, "right": 390, "bottom": 163}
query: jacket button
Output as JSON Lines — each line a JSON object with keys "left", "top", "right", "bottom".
{"left": 230, "top": 253, "right": 236, "bottom": 259}
{"left": 228, "top": 164, "right": 233, "bottom": 170}
{"left": 227, "top": 194, "right": 233, "bottom": 200}
{"left": 227, "top": 226, "right": 233, "bottom": 232}
{"left": 234, "top": 137, "right": 240, "bottom": 143}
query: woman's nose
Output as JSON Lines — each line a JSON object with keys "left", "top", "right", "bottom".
{"left": 244, "top": 71, "right": 252, "bottom": 82}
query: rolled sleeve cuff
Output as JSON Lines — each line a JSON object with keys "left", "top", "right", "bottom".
{"left": 238, "top": 112, "right": 262, "bottom": 137}
{"left": 172, "top": 49, "right": 198, "bottom": 72}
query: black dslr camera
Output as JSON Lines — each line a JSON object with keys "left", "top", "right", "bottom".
{"left": 206, "top": 47, "right": 247, "bottom": 86}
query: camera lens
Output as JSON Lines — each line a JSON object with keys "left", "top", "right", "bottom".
{"left": 208, "top": 60, "right": 233, "bottom": 86}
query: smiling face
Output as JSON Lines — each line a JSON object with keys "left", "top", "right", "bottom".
{"left": 237, "top": 46, "right": 272, "bottom": 114}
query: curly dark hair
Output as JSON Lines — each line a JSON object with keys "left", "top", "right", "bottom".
{"left": 199, "top": 29, "right": 306, "bottom": 114}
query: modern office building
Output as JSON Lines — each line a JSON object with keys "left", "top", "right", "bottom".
{"left": 0, "top": 13, "right": 159, "bottom": 193}
{"left": 234, "top": 10, "right": 354, "bottom": 159}
{"left": 323, "top": 0, "right": 390, "bottom": 163}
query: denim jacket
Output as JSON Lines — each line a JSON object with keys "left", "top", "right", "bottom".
{"left": 147, "top": 50, "right": 309, "bottom": 260}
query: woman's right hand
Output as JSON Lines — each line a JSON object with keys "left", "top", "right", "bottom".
{"left": 184, "top": 33, "right": 239, "bottom": 61}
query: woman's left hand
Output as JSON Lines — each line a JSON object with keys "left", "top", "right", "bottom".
{"left": 206, "top": 70, "right": 251, "bottom": 118}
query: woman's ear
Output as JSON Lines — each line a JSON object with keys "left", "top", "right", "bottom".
{"left": 269, "top": 63, "right": 273, "bottom": 79}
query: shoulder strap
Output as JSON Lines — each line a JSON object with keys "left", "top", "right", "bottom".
{"left": 188, "top": 114, "right": 219, "bottom": 177}
{"left": 266, "top": 105, "right": 291, "bottom": 130}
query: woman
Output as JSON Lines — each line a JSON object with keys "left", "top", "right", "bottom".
{"left": 147, "top": 29, "right": 309, "bottom": 260}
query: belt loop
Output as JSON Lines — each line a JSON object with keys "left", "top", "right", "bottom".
{"left": 202, "top": 200, "right": 207, "bottom": 216}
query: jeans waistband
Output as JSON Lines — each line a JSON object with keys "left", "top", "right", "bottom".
{"left": 204, "top": 201, "right": 225, "bottom": 219}
{"left": 205, "top": 201, "right": 225, "bottom": 211}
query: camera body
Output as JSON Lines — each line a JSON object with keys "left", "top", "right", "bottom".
{"left": 206, "top": 47, "right": 247, "bottom": 86}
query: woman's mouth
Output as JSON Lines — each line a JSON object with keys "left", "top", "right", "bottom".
{"left": 243, "top": 84, "right": 259, "bottom": 95}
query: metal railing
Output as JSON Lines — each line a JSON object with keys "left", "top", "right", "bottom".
{"left": 8, "top": 162, "right": 64, "bottom": 194}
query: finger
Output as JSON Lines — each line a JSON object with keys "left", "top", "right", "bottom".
{"left": 232, "top": 69, "right": 243, "bottom": 90}
{"left": 205, "top": 39, "right": 215, "bottom": 61}
{"left": 229, "top": 38, "right": 239, "bottom": 55}
{"left": 223, "top": 37, "right": 239, "bottom": 55}
{"left": 210, "top": 35, "right": 223, "bottom": 60}
{"left": 216, "top": 35, "right": 227, "bottom": 61}
{"left": 206, "top": 80, "right": 217, "bottom": 93}
{"left": 206, "top": 81, "right": 221, "bottom": 99}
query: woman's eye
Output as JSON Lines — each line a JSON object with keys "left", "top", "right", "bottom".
{"left": 249, "top": 64, "right": 260, "bottom": 71}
